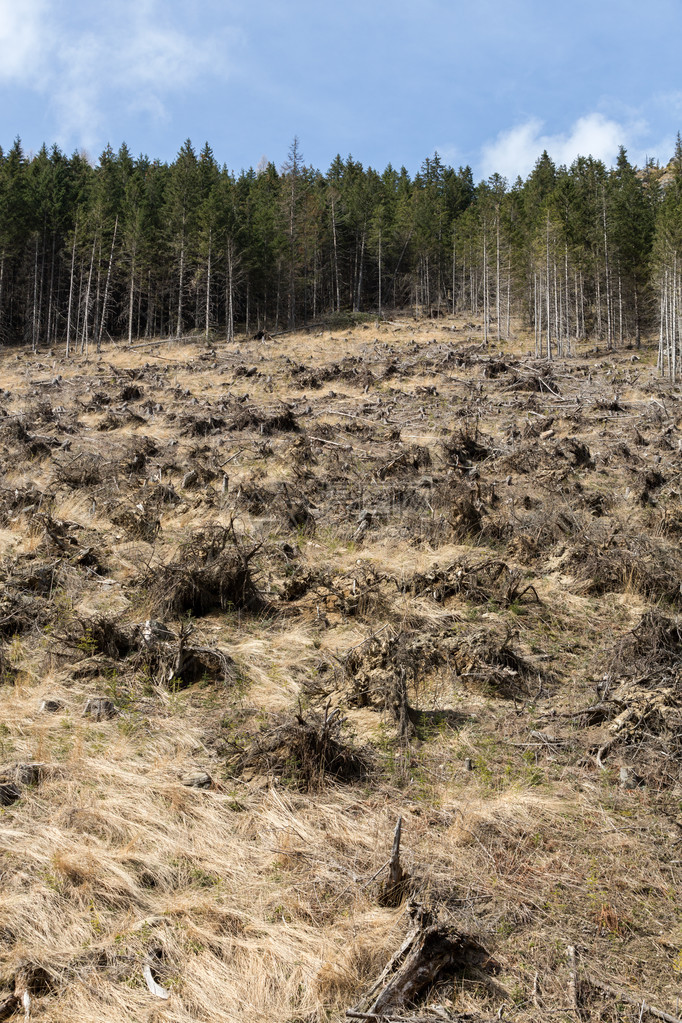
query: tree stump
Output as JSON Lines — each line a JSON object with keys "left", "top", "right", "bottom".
{"left": 82, "top": 697, "right": 117, "bottom": 720}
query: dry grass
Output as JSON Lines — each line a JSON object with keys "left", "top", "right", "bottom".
{"left": 0, "top": 318, "right": 681, "bottom": 1021}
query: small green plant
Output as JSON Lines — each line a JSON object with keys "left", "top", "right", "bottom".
{"left": 77, "top": 628, "right": 98, "bottom": 656}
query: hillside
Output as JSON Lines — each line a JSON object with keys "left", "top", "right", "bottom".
{"left": 0, "top": 317, "right": 681, "bottom": 1022}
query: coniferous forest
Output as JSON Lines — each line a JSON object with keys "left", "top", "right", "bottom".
{"left": 3, "top": 134, "right": 682, "bottom": 370}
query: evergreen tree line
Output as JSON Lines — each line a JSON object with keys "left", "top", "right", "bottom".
{"left": 2, "top": 133, "right": 682, "bottom": 373}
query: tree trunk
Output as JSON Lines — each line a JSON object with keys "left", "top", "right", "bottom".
{"left": 355, "top": 227, "right": 365, "bottom": 312}
{"left": 177, "top": 212, "right": 186, "bottom": 337}
{"left": 331, "top": 197, "right": 340, "bottom": 313}
{"left": 545, "top": 215, "right": 552, "bottom": 360}
{"left": 82, "top": 234, "right": 97, "bottom": 355}
{"left": 205, "top": 229, "right": 212, "bottom": 340}
{"left": 98, "top": 214, "right": 118, "bottom": 351}
{"left": 496, "top": 208, "right": 501, "bottom": 341}
{"left": 32, "top": 237, "right": 39, "bottom": 353}
{"left": 128, "top": 247, "right": 136, "bottom": 344}
{"left": 66, "top": 224, "right": 78, "bottom": 358}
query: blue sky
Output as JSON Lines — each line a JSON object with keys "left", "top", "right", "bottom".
{"left": 0, "top": 0, "right": 680, "bottom": 182}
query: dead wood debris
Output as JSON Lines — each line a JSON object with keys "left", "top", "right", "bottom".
{"left": 349, "top": 901, "right": 499, "bottom": 1018}
{"left": 225, "top": 703, "right": 373, "bottom": 790}
{"left": 144, "top": 525, "right": 263, "bottom": 617}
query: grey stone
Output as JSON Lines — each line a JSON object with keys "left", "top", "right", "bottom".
{"left": 619, "top": 766, "right": 642, "bottom": 789}
{"left": 181, "top": 772, "right": 212, "bottom": 789}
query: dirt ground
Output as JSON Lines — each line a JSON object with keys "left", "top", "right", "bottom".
{"left": 1, "top": 314, "right": 682, "bottom": 1022}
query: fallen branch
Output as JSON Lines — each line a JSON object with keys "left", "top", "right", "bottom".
{"left": 310, "top": 436, "right": 353, "bottom": 450}
{"left": 584, "top": 973, "right": 682, "bottom": 1023}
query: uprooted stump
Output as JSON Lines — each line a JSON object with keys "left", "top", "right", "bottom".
{"left": 227, "top": 705, "right": 373, "bottom": 790}
{"left": 145, "top": 526, "right": 263, "bottom": 618}
{"left": 592, "top": 611, "right": 682, "bottom": 778}
{"left": 350, "top": 901, "right": 499, "bottom": 1017}
{"left": 134, "top": 618, "right": 236, "bottom": 689}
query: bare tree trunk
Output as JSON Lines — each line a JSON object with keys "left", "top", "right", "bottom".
{"left": 673, "top": 254, "right": 678, "bottom": 381}
{"left": 127, "top": 247, "right": 136, "bottom": 344}
{"left": 482, "top": 225, "right": 489, "bottom": 348}
{"left": 505, "top": 251, "right": 511, "bottom": 338}
{"left": 618, "top": 267, "right": 623, "bottom": 345}
{"left": 602, "top": 192, "right": 612, "bottom": 349}
{"left": 177, "top": 213, "right": 186, "bottom": 337}
{"left": 378, "top": 231, "right": 382, "bottom": 315}
{"left": 538, "top": 270, "right": 543, "bottom": 356}
{"left": 355, "top": 227, "right": 365, "bottom": 312}
{"left": 496, "top": 209, "right": 501, "bottom": 341}
{"left": 553, "top": 256, "right": 560, "bottom": 357}
{"left": 534, "top": 272, "right": 539, "bottom": 357}
{"left": 32, "top": 237, "right": 39, "bottom": 353}
{"left": 225, "top": 237, "right": 235, "bottom": 343}
{"left": 451, "top": 231, "right": 455, "bottom": 316}
{"left": 36, "top": 228, "right": 46, "bottom": 351}
{"left": 98, "top": 215, "right": 118, "bottom": 351}
{"left": 205, "top": 229, "right": 212, "bottom": 340}
{"left": 634, "top": 280, "right": 641, "bottom": 349}
{"left": 94, "top": 235, "right": 102, "bottom": 343}
{"left": 46, "top": 232, "right": 56, "bottom": 348}
{"left": 313, "top": 245, "right": 318, "bottom": 319}
{"left": 82, "top": 234, "right": 97, "bottom": 356}
{"left": 659, "top": 267, "right": 667, "bottom": 374}
{"left": 545, "top": 216, "right": 552, "bottom": 360}
{"left": 0, "top": 251, "right": 4, "bottom": 338}
{"left": 564, "top": 245, "right": 570, "bottom": 354}
{"left": 66, "top": 225, "right": 77, "bottom": 358}
{"left": 331, "top": 198, "right": 340, "bottom": 313}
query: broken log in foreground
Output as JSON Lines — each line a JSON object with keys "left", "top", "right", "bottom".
{"left": 348, "top": 901, "right": 498, "bottom": 1019}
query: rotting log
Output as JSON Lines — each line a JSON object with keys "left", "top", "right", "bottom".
{"left": 351, "top": 902, "right": 499, "bottom": 1018}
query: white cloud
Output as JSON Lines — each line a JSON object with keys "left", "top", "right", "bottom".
{"left": 479, "top": 113, "right": 629, "bottom": 182}
{"left": 0, "top": 0, "right": 235, "bottom": 151}
{"left": 0, "top": 0, "right": 51, "bottom": 84}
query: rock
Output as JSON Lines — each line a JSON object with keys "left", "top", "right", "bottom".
{"left": 619, "top": 766, "right": 642, "bottom": 789}
{"left": 82, "top": 697, "right": 117, "bottom": 720}
{"left": 181, "top": 771, "right": 212, "bottom": 789}
{"left": 39, "top": 698, "right": 64, "bottom": 713}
